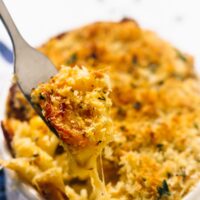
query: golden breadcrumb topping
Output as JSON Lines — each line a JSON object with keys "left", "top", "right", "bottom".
{"left": 31, "top": 66, "right": 112, "bottom": 149}
{"left": 2, "top": 19, "right": 200, "bottom": 200}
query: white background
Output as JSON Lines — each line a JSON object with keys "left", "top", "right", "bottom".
{"left": 1, "top": 0, "right": 200, "bottom": 69}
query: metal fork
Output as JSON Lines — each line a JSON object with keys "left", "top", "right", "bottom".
{"left": 0, "top": 0, "right": 57, "bottom": 96}
{"left": 0, "top": 0, "right": 58, "bottom": 132}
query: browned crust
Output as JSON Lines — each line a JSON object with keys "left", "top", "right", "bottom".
{"left": 1, "top": 18, "right": 198, "bottom": 199}
{"left": 41, "top": 93, "right": 91, "bottom": 148}
{"left": 5, "top": 18, "right": 194, "bottom": 122}
{"left": 4, "top": 18, "right": 195, "bottom": 148}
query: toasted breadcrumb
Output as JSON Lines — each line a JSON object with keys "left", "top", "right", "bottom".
{"left": 2, "top": 19, "right": 200, "bottom": 200}
{"left": 31, "top": 66, "right": 112, "bottom": 149}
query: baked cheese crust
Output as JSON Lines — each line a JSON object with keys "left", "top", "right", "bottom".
{"left": 2, "top": 19, "right": 200, "bottom": 200}
{"left": 31, "top": 66, "right": 112, "bottom": 149}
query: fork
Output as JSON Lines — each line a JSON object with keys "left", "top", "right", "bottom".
{"left": 0, "top": 0, "right": 58, "bottom": 132}
{"left": 0, "top": 0, "right": 57, "bottom": 95}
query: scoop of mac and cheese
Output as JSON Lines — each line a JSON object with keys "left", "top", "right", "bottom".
{"left": 31, "top": 66, "right": 113, "bottom": 150}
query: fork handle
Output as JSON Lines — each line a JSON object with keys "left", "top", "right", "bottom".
{"left": 0, "top": 0, "right": 25, "bottom": 50}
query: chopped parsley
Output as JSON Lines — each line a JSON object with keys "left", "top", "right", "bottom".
{"left": 157, "top": 180, "right": 170, "bottom": 199}
{"left": 66, "top": 53, "right": 77, "bottom": 65}
{"left": 133, "top": 102, "right": 142, "bottom": 111}
{"left": 156, "top": 144, "right": 164, "bottom": 151}
{"left": 149, "top": 63, "right": 159, "bottom": 73}
{"left": 175, "top": 50, "right": 187, "bottom": 62}
{"left": 194, "top": 123, "right": 199, "bottom": 130}
{"left": 39, "top": 93, "right": 45, "bottom": 100}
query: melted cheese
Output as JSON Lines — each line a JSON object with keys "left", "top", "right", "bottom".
{"left": 31, "top": 66, "right": 113, "bottom": 199}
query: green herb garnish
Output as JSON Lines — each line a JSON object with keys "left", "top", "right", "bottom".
{"left": 157, "top": 180, "right": 170, "bottom": 199}
{"left": 39, "top": 93, "right": 45, "bottom": 100}
{"left": 66, "top": 53, "right": 77, "bottom": 65}
{"left": 156, "top": 144, "right": 164, "bottom": 151}
{"left": 194, "top": 123, "right": 199, "bottom": 130}
{"left": 175, "top": 50, "right": 187, "bottom": 62}
{"left": 133, "top": 102, "right": 142, "bottom": 111}
{"left": 149, "top": 63, "right": 159, "bottom": 73}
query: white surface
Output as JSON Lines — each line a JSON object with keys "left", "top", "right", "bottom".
{"left": 1, "top": 0, "right": 200, "bottom": 199}
{"left": 0, "top": 59, "right": 12, "bottom": 120}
